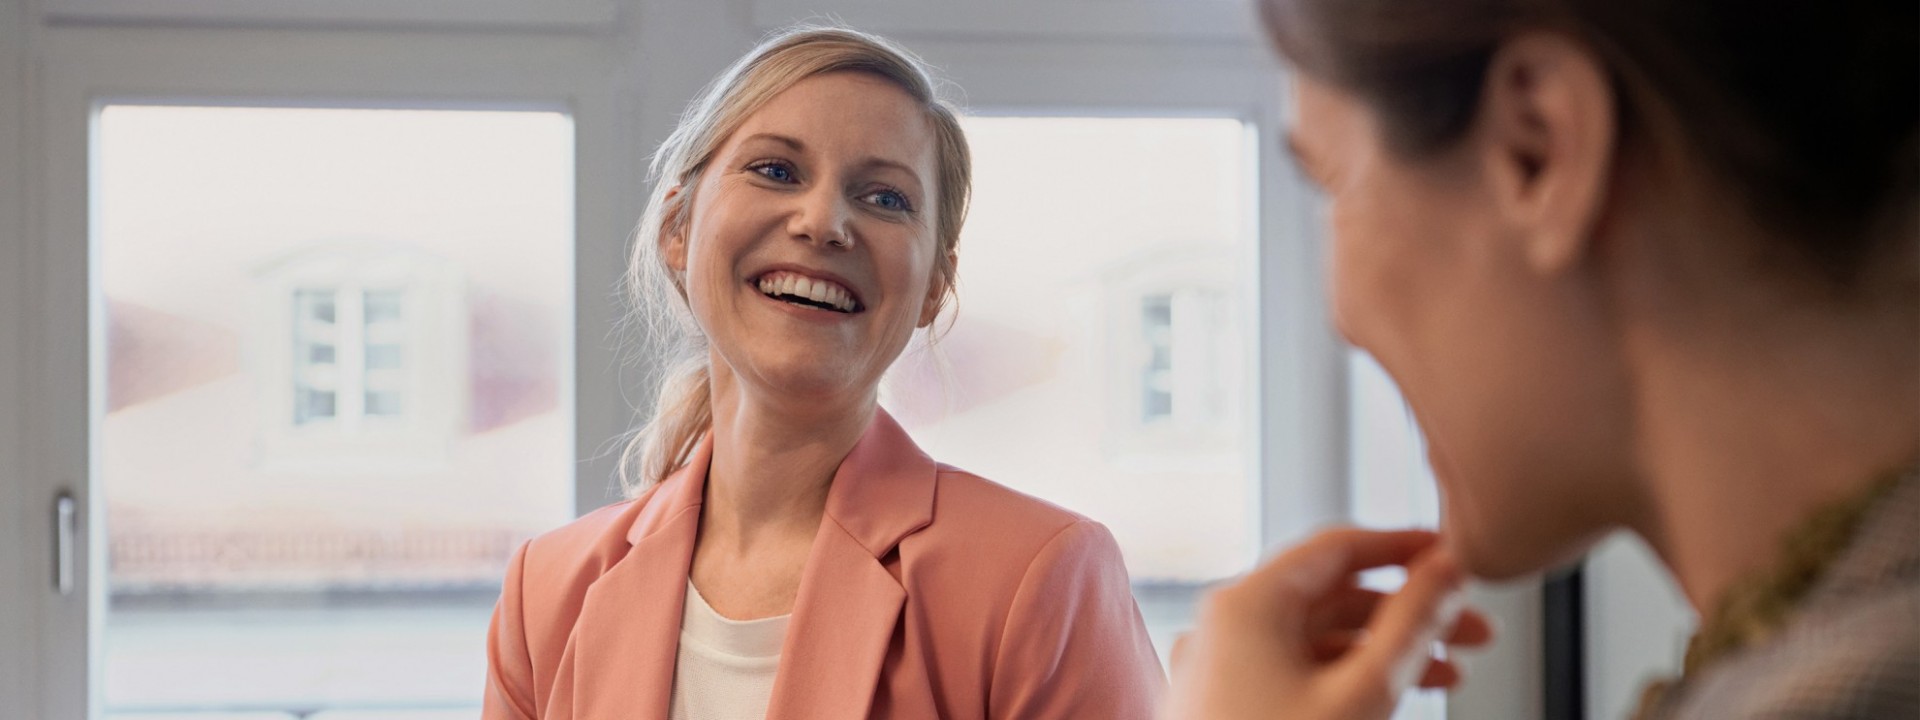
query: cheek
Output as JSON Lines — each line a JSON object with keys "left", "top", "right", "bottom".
{"left": 680, "top": 194, "right": 756, "bottom": 320}
{"left": 874, "top": 235, "right": 936, "bottom": 320}
{"left": 1327, "top": 173, "right": 1438, "bottom": 359}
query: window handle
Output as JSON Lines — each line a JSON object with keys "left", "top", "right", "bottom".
{"left": 53, "top": 491, "right": 75, "bottom": 596}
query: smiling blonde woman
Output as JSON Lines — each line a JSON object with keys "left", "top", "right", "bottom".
{"left": 482, "top": 26, "right": 1165, "bottom": 720}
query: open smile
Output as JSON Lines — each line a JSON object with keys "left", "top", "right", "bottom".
{"left": 751, "top": 269, "right": 863, "bottom": 314}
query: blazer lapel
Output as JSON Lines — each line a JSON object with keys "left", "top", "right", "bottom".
{"left": 565, "top": 437, "right": 711, "bottom": 720}
{"left": 768, "top": 409, "right": 937, "bottom": 720}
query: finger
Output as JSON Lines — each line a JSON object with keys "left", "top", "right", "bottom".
{"left": 1415, "top": 658, "right": 1463, "bottom": 689}
{"left": 1311, "top": 619, "right": 1488, "bottom": 665}
{"left": 1234, "top": 528, "right": 1440, "bottom": 619}
{"left": 1342, "top": 546, "right": 1467, "bottom": 694}
{"left": 1313, "top": 634, "right": 1468, "bottom": 689}
{"left": 1306, "top": 585, "right": 1387, "bottom": 634}
{"left": 1442, "top": 607, "right": 1496, "bottom": 647}
{"left": 1307, "top": 630, "right": 1359, "bottom": 662}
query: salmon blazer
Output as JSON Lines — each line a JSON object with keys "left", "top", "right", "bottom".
{"left": 484, "top": 409, "right": 1166, "bottom": 719}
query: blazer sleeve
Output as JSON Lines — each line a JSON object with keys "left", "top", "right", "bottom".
{"left": 484, "top": 540, "right": 539, "bottom": 720}
{"left": 988, "top": 520, "right": 1167, "bottom": 720}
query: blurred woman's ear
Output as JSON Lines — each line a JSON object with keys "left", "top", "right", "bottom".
{"left": 1473, "top": 32, "right": 1617, "bottom": 275}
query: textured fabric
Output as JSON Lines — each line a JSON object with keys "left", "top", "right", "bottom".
{"left": 482, "top": 408, "right": 1167, "bottom": 720}
{"left": 668, "top": 581, "right": 788, "bottom": 720}
{"left": 1638, "top": 470, "right": 1920, "bottom": 720}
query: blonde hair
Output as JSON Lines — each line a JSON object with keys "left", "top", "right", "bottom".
{"left": 619, "top": 25, "right": 972, "bottom": 494}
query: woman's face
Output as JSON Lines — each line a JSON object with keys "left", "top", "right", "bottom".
{"left": 667, "top": 71, "right": 944, "bottom": 413}
{"left": 1288, "top": 74, "right": 1631, "bottom": 579}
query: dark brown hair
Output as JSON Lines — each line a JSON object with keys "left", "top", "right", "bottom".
{"left": 1261, "top": 0, "right": 1917, "bottom": 289}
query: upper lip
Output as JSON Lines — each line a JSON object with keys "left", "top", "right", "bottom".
{"left": 748, "top": 263, "right": 866, "bottom": 310}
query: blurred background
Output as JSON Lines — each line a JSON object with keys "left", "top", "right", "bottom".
{"left": 0, "top": 1, "right": 1693, "bottom": 718}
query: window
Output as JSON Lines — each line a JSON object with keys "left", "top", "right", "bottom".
{"left": 884, "top": 116, "right": 1259, "bottom": 661}
{"left": 1141, "top": 294, "right": 1174, "bottom": 421}
{"left": 293, "top": 286, "right": 413, "bottom": 426}
{"left": 1132, "top": 287, "right": 1235, "bottom": 428}
{"left": 253, "top": 239, "right": 469, "bottom": 469}
{"left": 95, "top": 104, "right": 575, "bottom": 716}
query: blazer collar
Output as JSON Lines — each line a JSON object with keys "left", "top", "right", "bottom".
{"left": 767, "top": 408, "right": 938, "bottom": 719}
{"left": 619, "top": 407, "right": 936, "bottom": 555}
{"left": 816, "top": 407, "right": 937, "bottom": 558}
{"left": 570, "top": 408, "right": 937, "bottom": 720}
{"left": 564, "top": 434, "right": 711, "bottom": 719}
{"left": 624, "top": 433, "right": 714, "bottom": 546}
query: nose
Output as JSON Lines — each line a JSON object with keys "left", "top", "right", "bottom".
{"left": 787, "top": 184, "right": 853, "bottom": 250}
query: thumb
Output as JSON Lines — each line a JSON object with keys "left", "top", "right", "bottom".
{"left": 1343, "top": 547, "right": 1467, "bottom": 694}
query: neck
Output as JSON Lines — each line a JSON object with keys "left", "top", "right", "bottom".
{"left": 700, "top": 358, "right": 876, "bottom": 552}
{"left": 1621, "top": 280, "right": 1919, "bottom": 615}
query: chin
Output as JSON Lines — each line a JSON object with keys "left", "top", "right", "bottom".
{"left": 1443, "top": 502, "right": 1603, "bottom": 582}
{"left": 749, "top": 358, "right": 867, "bottom": 404}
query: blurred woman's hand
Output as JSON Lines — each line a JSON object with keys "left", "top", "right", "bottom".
{"left": 1166, "top": 529, "right": 1494, "bottom": 720}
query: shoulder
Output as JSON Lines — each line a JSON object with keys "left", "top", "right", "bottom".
{"left": 925, "top": 463, "right": 1122, "bottom": 567}
{"left": 898, "top": 464, "right": 1132, "bottom": 606}
{"left": 1672, "top": 583, "right": 1920, "bottom": 719}
{"left": 511, "top": 492, "right": 650, "bottom": 604}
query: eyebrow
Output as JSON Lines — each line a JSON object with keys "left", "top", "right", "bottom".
{"left": 738, "top": 132, "right": 924, "bottom": 189}
{"left": 742, "top": 132, "right": 805, "bottom": 152}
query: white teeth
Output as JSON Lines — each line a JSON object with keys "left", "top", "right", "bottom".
{"left": 756, "top": 270, "right": 857, "bottom": 313}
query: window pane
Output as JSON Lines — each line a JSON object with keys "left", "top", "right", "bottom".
{"left": 886, "top": 117, "right": 1258, "bottom": 585}
{"left": 365, "top": 289, "right": 404, "bottom": 325}
{"left": 366, "top": 344, "right": 404, "bottom": 370}
{"left": 365, "top": 390, "right": 404, "bottom": 416}
{"left": 1141, "top": 294, "right": 1174, "bottom": 422}
{"left": 98, "top": 105, "right": 574, "bottom": 716}
{"left": 295, "top": 387, "right": 337, "bottom": 424}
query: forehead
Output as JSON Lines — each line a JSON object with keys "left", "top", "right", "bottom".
{"left": 727, "top": 71, "right": 936, "bottom": 171}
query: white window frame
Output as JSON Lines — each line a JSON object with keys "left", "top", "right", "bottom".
{"left": 42, "top": 0, "right": 617, "bottom": 32}
{"left": 8, "top": 0, "right": 640, "bottom": 714}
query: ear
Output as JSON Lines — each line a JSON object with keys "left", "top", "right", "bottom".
{"left": 916, "top": 249, "right": 957, "bottom": 329}
{"left": 659, "top": 185, "right": 689, "bottom": 274}
{"left": 1475, "top": 32, "right": 1617, "bottom": 274}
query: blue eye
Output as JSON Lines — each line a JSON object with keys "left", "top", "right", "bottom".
{"left": 865, "top": 189, "right": 913, "bottom": 212}
{"left": 751, "top": 162, "right": 795, "bottom": 183}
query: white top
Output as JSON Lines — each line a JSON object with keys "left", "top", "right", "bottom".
{"left": 668, "top": 580, "right": 792, "bottom": 720}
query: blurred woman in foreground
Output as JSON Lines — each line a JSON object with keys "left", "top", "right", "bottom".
{"left": 1171, "top": 1, "right": 1918, "bottom": 718}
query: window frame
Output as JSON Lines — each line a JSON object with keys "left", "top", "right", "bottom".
{"left": 15, "top": 14, "right": 638, "bottom": 716}
{"left": 42, "top": 0, "right": 617, "bottom": 32}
